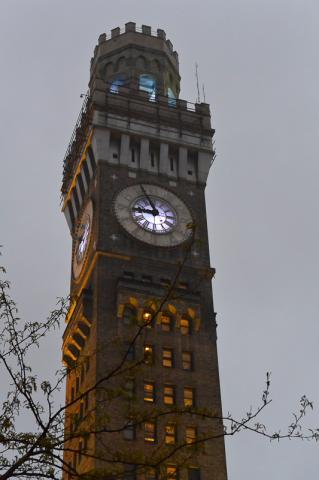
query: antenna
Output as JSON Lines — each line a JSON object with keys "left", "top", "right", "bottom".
{"left": 195, "top": 62, "right": 201, "bottom": 103}
{"left": 202, "top": 83, "right": 206, "bottom": 103}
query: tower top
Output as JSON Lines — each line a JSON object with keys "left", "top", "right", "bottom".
{"left": 90, "top": 22, "right": 180, "bottom": 98}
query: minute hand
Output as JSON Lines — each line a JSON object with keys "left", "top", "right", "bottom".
{"left": 140, "top": 184, "right": 158, "bottom": 215}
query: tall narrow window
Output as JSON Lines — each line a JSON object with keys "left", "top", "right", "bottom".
{"left": 144, "top": 421, "right": 156, "bottom": 443}
{"left": 185, "top": 426, "right": 197, "bottom": 444}
{"left": 165, "top": 423, "right": 176, "bottom": 445}
{"left": 161, "top": 314, "right": 172, "bottom": 332}
{"left": 164, "top": 385, "right": 175, "bottom": 405}
{"left": 143, "top": 311, "right": 153, "bottom": 328}
{"left": 123, "top": 306, "right": 136, "bottom": 326}
{"left": 151, "top": 152, "right": 155, "bottom": 167}
{"left": 180, "top": 318, "right": 191, "bottom": 335}
{"left": 125, "top": 379, "right": 135, "bottom": 399}
{"left": 144, "top": 345, "right": 154, "bottom": 365}
{"left": 144, "top": 382, "right": 155, "bottom": 403}
{"left": 126, "top": 343, "right": 135, "bottom": 361}
{"left": 166, "top": 466, "right": 178, "bottom": 480}
{"left": 187, "top": 468, "right": 200, "bottom": 480}
{"left": 123, "top": 420, "right": 135, "bottom": 440}
{"left": 110, "top": 75, "right": 126, "bottom": 93}
{"left": 78, "top": 440, "right": 83, "bottom": 464}
{"left": 131, "top": 149, "right": 135, "bottom": 163}
{"left": 170, "top": 157, "right": 174, "bottom": 172}
{"left": 139, "top": 74, "right": 157, "bottom": 101}
{"left": 79, "top": 401, "right": 84, "bottom": 420}
{"left": 162, "top": 349, "right": 173, "bottom": 368}
{"left": 167, "top": 87, "right": 177, "bottom": 107}
{"left": 184, "top": 388, "right": 195, "bottom": 407}
{"left": 182, "top": 352, "right": 193, "bottom": 371}
{"left": 84, "top": 392, "right": 89, "bottom": 411}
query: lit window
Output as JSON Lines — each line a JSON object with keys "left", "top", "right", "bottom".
{"left": 167, "top": 87, "right": 177, "bottom": 107}
{"left": 143, "top": 311, "right": 153, "bottom": 328}
{"left": 185, "top": 426, "right": 197, "bottom": 444}
{"left": 123, "top": 306, "right": 137, "bottom": 326}
{"left": 180, "top": 318, "right": 191, "bottom": 335}
{"left": 187, "top": 467, "right": 200, "bottom": 480}
{"left": 139, "top": 74, "right": 157, "bottom": 101}
{"left": 165, "top": 423, "right": 176, "bottom": 445}
{"left": 164, "top": 385, "right": 175, "bottom": 405}
{"left": 144, "top": 345, "right": 154, "bottom": 365}
{"left": 110, "top": 75, "right": 126, "bottom": 93}
{"left": 184, "top": 388, "right": 195, "bottom": 407}
{"left": 123, "top": 420, "right": 135, "bottom": 440}
{"left": 162, "top": 349, "right": 173, "bottom": 368}
{"left": 182, "top": 352, "right": 192, "bottom": 371}
{"left": 166, "top": 466, "right": 178, "bottom": 480}
{"left": 161, "top": 315, "right": 172, "bottom": 332}
{"left": 144, "top": 421, "right": 156, "bottom": 443}
{"left": 144, "top": 382, "right": 155, "bottom": 403}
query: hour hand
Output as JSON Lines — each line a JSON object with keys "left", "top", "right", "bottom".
{"left": 140, "top": 185, "right": 159, "bottom": 215}
{"left": 132, "top": 207, "right": 156, "bottom": 215}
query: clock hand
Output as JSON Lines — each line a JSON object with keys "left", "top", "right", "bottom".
{"left": 140, "top": 184, "right": 159, "bottom": 216}
{"left": 132, "top": 207, "right": 156, "bottom": 214}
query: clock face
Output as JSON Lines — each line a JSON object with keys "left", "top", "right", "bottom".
{"left": 131, "top": 196, "right": 177, "bottom": 234}
{"left": 76, "top": 219, "right": 90, "bottom": 262}
{"left": 73, "top": 200, "right": 93, "bottom": 279}
{"left": 114, "top": 184, "right": 193, "bottom": 247}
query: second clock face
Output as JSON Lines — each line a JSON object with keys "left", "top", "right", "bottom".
{"left": 73, "top": 200, "right": 93, "bottom": 279}
{"left": 114, "top": 184, "right": 193, "bottom": 247}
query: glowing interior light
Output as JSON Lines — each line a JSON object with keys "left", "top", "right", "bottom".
{"left": 110, "top": 75, "right": 126, "bottom": 93}
{"left": 167, "top": 87, "right": 176, "bottom": 107}
{"left": 139, "top": 74, "right": 157, "bottom": 101}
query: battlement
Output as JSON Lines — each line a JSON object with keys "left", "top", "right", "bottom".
{"left": 91, "top": 22, "right": 178, "bottom": 66}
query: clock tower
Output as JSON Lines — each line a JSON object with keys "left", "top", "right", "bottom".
{"left": 62, "top": 23, "right": 228, "bottom": 480}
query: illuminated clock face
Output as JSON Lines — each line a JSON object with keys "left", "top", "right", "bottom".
{"left": 73, "top": 200, "right": 93, "bottom": 279}
{"left": 131, "top": 196, "right": 177, "bottom": 234}
{"left": 114, "top": 184, "right": 193, "bottom": 247}
{"left": 76, "top": 219, "right": 91, "bottom": 262}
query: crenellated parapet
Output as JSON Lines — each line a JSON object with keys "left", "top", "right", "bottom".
{"left": 90, "top": 22, "right": 180, "bottom": 100}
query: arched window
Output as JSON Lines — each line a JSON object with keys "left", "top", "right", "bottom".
{"left": 123, "top": 306, "right": 137, "bottom": 326}
{"left": 180, "top": 317, "right": 191, "bottom": 335}
{"left": 110, "top": 75, "right": 126, "bottom": 94}
{"left": 167, "top": 87, "right": 176, "bottom": 107}
{"left": 139, "top": 74, "right": 157, "bottom": 102}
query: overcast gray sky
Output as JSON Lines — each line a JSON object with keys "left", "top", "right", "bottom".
{"left": 1, "top": 0, "right": 318, "bottom": 478}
